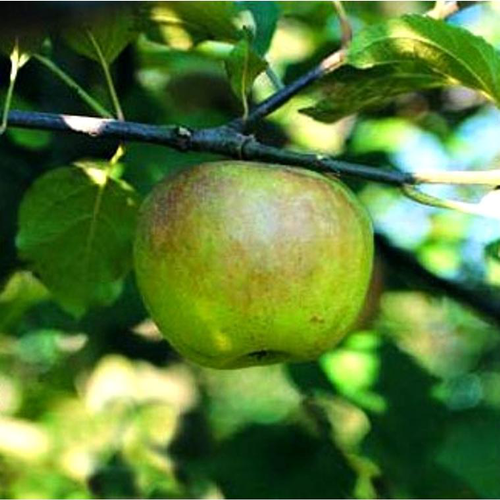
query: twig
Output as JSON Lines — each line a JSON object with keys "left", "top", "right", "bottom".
{"left": 333, "top": 1, "right": 353, "bottom": 48}
{"left": 265, "top": 66, "right": 285, "bottom": 91}
{"left": 230, "top": 49, "right": 346, "bottom": 132}
{"left": 427, "top": 0, "right": 459, "bottom": 20}
{"left": 86, "top": 30, "right": 124, "bottom": 121}
{"left": 0, "top": 53, "right": 18, "bottom": 135}
{"left": 402, "top": 184, "right": 500, "bottom": 219}
{"left": 7, "top": 110, "right": 500, "bottom": 191}
{"left": 376, "top": 234, "right": 500, "bottom": 326}
{"left": 32, "top": 54, "right": 113, "bottom": 118}
{"left": 0, "top": 110, "right": 419, "bottom": 186}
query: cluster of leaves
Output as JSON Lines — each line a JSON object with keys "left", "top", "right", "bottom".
{"left": 303, "top": 13, "right": 500, "bottom": 121}
{"left": 2, "top": 2, "right": 500, "bottom": 499}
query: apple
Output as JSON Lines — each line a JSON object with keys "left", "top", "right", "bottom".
{"left": 133, "top": 161, "right": 373, "bottom": 369}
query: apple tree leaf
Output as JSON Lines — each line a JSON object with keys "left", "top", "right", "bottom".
{"left": 63, "top": 6, "right": 142, "bottom": 64}
{"left": 485, "top": 239, "right": 500, "bottom": 263}
{"left": 436, "top": 409, "right": 500, "bottom": 498}
{"left": 238, "top": 1, "right": 280, "bottom": 56}
{"left": 304, "top": 14, "right": 500, "bottom": 122}
{"left": 0, "top": 271, "right": 49, "bottom": 332}
{"left": 349, "top": 14, "right": 500, "bottom": 102}
{"left": 149, "top": 1, "right": 241, "bottom": 46}
{"left": 301, "top": 63, "right": 447, "bottom": 122}
{"left": 225, "top": 35, "right": 268, "bottom": 116}
{"left": 16, "top": 165, "right": 140, "bottom": 317}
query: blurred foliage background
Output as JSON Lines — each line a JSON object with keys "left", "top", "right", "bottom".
{"left": 2, "top": 1, "right": 500, "bottom": 498}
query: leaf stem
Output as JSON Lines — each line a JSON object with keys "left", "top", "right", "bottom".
{"left": 265, "top": 66, "right": 285, "bottom": 91}
{"left": 427, "top": 0, "right": 459, "bottom": 20}
{"left": 0, "top": 54, "right": 19, "bottom": 135}
{"left": 85, "top": 30, "right": 124, "bottom": 121}
{"left": 413, "top": 169, "right": 500, "bottom": 186}
{"left": 231, "top": 48, "right": 346, "bottom": 131}
{"left": 32, "top": 54, "right": 113, "bottom": 118}
{"left": 401, "top": 184, "right": 497, "bottom": 219}
{"left": 333, "top": 0, "right": 353, "bottom": 47}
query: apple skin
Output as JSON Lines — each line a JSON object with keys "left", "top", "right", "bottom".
{"left": 134, "top": 161, "right": 373, "bottom": 369}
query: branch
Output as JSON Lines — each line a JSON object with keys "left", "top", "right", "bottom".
{"left": 376, "top": 234, "right": 500, "bottom": 326}
{"left": 333, "top": 0, "right": 353, "bottom": 48}
{"left": 32, "top": 54, "right": 113, "bottom": 118}
{"left": 230, "top": 49, "right": 346, "bottom": 132}
{"left": 427, "top": 0, "right": 459, "bottom": 20}
{"left": 8, "top": 110, "right": 500, "bottom": 188}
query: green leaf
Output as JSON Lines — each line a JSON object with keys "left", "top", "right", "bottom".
{"left": 301, "top": 63, "right": 446, "bottom": 122}
{"left": 16, "top": 165, "right": 140, "bottom": 317}
{"left": 63, "top": 6, "right": 141, "bottom": 64}
{"left": 348, "top": 14, "right": 500, "bottom": 104}
{"left": 225, "top": 36, "right": 268, "bottom": 116}
{"left": 485, "top": 238, "right": 500, "bottom": 263}
{"left": 304, "top": 14, "right": 500, "bottom": 123}
{"left": 238, "top": 1, "right": 280, "bottom": 56}
{"left": 436, "top": 409, "right": 500, "bottom": 498}
{"left": 208, "top": 423, "right": 356, "bottom": 498}
{"left": 0, "top": 272, "right": 49, "bottom": 332}
{"left": 359, "top": 341, "right": 451, "bottom": 497}
{"left": 150, "top": 1, "right": 241, "bottom": 46}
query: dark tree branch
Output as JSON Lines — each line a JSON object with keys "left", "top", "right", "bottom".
{"left": 7, "top": 109, "right": 407, "bottom": 184}
{"left": 230, "top": 50, "right": 346, "bottom": 132}
{"left": 9, "top": 110, "right": 500, "bottom": 187}
{"left": 376, "top": 234, "right": 500, "bottom": 326}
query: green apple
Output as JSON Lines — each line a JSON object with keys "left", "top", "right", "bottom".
{"left": 134, "top": 161, "right": 373, "bottom": 369}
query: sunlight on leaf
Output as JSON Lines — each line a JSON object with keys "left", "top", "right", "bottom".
{"left": 305, "top": 14, "right": 500, "bottom": 122}
{"left": 320, "top": 333, "right": 386, "bottom": 413}
{"left": 0, "top": 417, "right": 50, "bottom": 461}
{"left": 63, "top": 6, "right": 142, "bottom": 64}
{"left": 225, "top": 35, "right": 267, "bottom": 117}
{"left": 149, "top": 1, "right": 241, "bottom": 49}
{"left": 349, "top": 14, "right": 500, "bottom": 103}
{"left": 16, "top": 165, "right": 140, "bottom": 317}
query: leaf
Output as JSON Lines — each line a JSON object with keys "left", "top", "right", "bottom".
{"left": 16, "top": 165, "right": 140, "bottom": 317}
{"left": 63, "top": 6, "right": 142, "bottom": 64}
{"left": 238, "top": 1, "right": 280, "bottom": 56}
{"left": 301, "top": 63, "right": 447, "bottom": 122}
{"left": 0, "top": 272, "right": 49, "bottom": 332}
{"left": 348, "top": 14, "right": 500, "bottom": 104}
{"left": 208, "top": 423, "right": 356, "bottom": 498}
{"left": 149, "top": 1, "right": 241, "bottom": 46}
{"left": 225, "top": 36, "right": 268, "bottom": 116}
{"left": 485, "top": 238, "right": 500, "bottom": 264}
{"left": 304, "top": 14, "right": 500, "bottom": 122}
{"left": 359, "top": 341, "right": 451, "bottom": 497}
{"left": 436, "top": 409, "right": 500, "bottom": 498}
